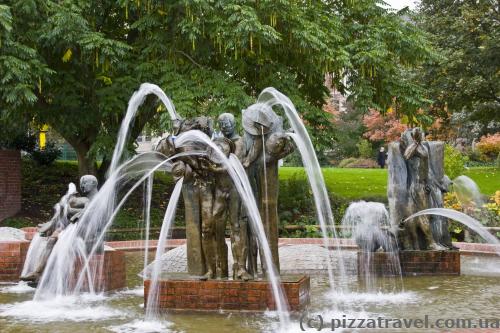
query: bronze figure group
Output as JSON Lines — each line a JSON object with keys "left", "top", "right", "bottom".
{"left": 157, "top": 104, "right": 293, "bottom": 280}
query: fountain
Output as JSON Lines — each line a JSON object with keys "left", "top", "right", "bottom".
{"left": 356, "top": 127, "right": 499, "bottom": 279}
{"left": 2, "top": 83, "right": 498, "bottom": 333}
{"left": 352, "top": 128, "right": 462, "bottom": 277}
{"left": 2, "top": 83, "right": 339, "bottom": 332}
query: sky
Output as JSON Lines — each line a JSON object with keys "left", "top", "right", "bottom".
{"left": 384, "top": 0, "right": 419, "bottom": 10}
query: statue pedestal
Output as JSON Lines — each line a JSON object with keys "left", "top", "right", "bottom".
{"left": 144, "top": 274, "right": 310, "bottom": 312}
{"left": 0, "top": 240, "right": 30, "bottom": 281}
{"left": 358, "top": 250, "right": 460, "bottom": 277}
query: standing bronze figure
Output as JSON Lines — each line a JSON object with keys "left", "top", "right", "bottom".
{"left": 214, "top": 113, "right": 252, "bottom": 280}
{"left": 388, "top": 128, "right": 452, "bottom": 251}
{"left": 242, "top": 104, "right": 294, "bottom": 275}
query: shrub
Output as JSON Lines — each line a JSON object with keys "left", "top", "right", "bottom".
{"left": 444, "top": 144, "right": 469, "bottom": 179}
{"left": 338, "top": 157, "right": 356, "bottom": 168}
{"left": 338, "top": 158, "right": 378, "bottom": 168}
{"left": 356, "top": 139, "right": 373, "bottom": 158}
{"left": 444, "top": 191, "right": 500, "bottom": 230}
{"left": 278, "top": 173, "right": 314, "bottom": 224}
{"left": 476, "top": 133, "right": 500, "bottom": 161}
{"left": 30, "top": 142, "right": 61, "bottom": 166}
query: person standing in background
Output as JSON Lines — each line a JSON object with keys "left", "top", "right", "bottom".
{"left": 377, "top": 147, "right": 387, "bottom": 168}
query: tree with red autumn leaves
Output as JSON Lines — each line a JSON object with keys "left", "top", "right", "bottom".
{"left": 362, "top": 109, "right": 408, "bottom": 143}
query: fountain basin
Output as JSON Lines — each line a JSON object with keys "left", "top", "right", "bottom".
{"left": 71, "top": 248, "right": 127, "bottom": 292}
{"left": 0, "top": 241, "right": 30, "bottom": 282}
{"left": 144, "top": 274, "right": 310, "bottom": 312}
{"left": 358, "top": 251, "right": 460, "bottom": 277}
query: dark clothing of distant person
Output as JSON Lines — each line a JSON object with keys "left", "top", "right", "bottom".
{"left": 377, "top": 151, "right": 387, "bottom": 168}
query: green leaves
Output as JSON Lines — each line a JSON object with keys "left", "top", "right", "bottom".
{"left": 1, "top": 0, "right": 438, "bottom": 175}
{"left": 417, "top": 0, "right": 500, "bottom": 134}
{"left": 0, "top": 5, "right": 13, "bottom": 33}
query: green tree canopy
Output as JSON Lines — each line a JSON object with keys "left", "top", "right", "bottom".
{"left": 417, "top": 0, "right": 499, "bottom": 135}
{"left": 1, "top": 0, "right": 435, "bottom": 176}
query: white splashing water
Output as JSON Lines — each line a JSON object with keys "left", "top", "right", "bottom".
{"left": 0, "top": 282, "right": 35, "bottom": 294}
{"left": 145, "top": 178, "right": 184, "bottom": 320}
{"left": 109, "top": 83, "right": 180, "bottom": 174}
{"left": 0, "top": 294, "right": 124, "bottom": 322}
{"left": 341, "top": 201, "right": 402, "bottom": 292}
{"left": 22, "top": 183, "right": 77, "bottom": 278}
{"left": 255, "top": 88, "right": 345, "bottom": 290}
{"left": 21, "top": 234, "right": 47, "bottom": 277}
{"left": 108, "top": 319, "right": 178, "bottom": 333}
{"left": 327, "top": 290, "right": 419, "bottom": 305}
{"left": 34, "top": 152, "right": 176, "bottom": 300}
{"left": 143, "top": 175, "right": 154, "bottom": 280}
{"left": 453, "top": 175, "right": 484, "bottom": 207}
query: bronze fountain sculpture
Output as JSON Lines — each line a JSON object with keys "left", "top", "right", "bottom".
{"left": 20, "top": 175, "right": 99, "bottom": 283}
{"left": 388, "top": 127, "right": 454, "bottom": 251}
{"left": 156, "top": 105, "right": 293, "bottom": 281}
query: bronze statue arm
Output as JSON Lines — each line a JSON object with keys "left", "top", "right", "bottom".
{"left": 243, "top": 136, "right": 263, "bottom": 168}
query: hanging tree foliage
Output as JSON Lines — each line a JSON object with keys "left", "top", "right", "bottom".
{"left": 0, "top": 0, "right": 435, "bottom": 176}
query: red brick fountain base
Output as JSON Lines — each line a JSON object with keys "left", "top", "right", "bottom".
{"left": 358, "top": 250, "right": 461, "bottom": 277}
{"left": 0, "top": 240, "right": 126, "bottom": 291}
{"left": 144, "top": 275, "right": 310, "bottom": 312}
{"left": 0, "top": 241, "right": 30, "bottom": 281}
{"left": 89, "top": 249, "right": 127, "bottom": 291}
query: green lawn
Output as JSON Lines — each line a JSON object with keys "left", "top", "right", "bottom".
{"left": 462, "top": 167, "right": 500, "bottom": 195}
{"left": 279, "top": 167, "right": 499, "bottom": 199}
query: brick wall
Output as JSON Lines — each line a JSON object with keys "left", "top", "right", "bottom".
{"left": 144, "top": 275, "right": 310, "bottom": 312}
{"left": 358, "top": 250, "right": 461, "bottom": 277}
{"left": 0, "top": 241, "right": 30, "bottom": 281}
{"left": 0, "top": 150, "right": 21, "bottom": 222}
{"left": 71, "top": 249, "right": 127, "bottom": 292}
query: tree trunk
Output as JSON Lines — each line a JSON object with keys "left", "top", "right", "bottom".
{"left": 75, "top": 144, "right": 96, "bottom": 177}
{"left": 97, "top": 156, "right": 111, "bottom": 184}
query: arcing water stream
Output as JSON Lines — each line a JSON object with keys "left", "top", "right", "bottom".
{"left": 256, "top": 88, "right": 346, "bottom": 290}
{"left": 405, "top": 208, "right": 500, "bottom": 252}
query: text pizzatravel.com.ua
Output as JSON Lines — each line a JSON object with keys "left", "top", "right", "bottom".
{"left": 298, "top": 314, "right": 500, "bottom": 331}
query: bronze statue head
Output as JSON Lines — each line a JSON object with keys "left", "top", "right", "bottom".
{"left": 242, "top": 103, "right": 278, "bottom": 136}
{"left": 218, "top": 113, "right": 236, "bottom": 138}
{"left": 155, "top": 136, "right": 176, "bottom": 157}
{"left": 412, "top": 127, "right": 424, "bottom": 144}
{"left": 181, "top": 116, "right": 214, "bottom": 137}
{"left": 79, "top": 175, "right": 98, "bottom": 195}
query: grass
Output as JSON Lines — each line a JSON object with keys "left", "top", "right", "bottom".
{"left": 280, "top": 167, "right": 388, "bottom": 200}
{"left": 3, "top": 160, "right": 498, "bottom": 239}
{"left": 279, "top": 166, "right": 499, "bottom": 199}
{"left": 462, "top": 167, "right": 500, "bottom": 195}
